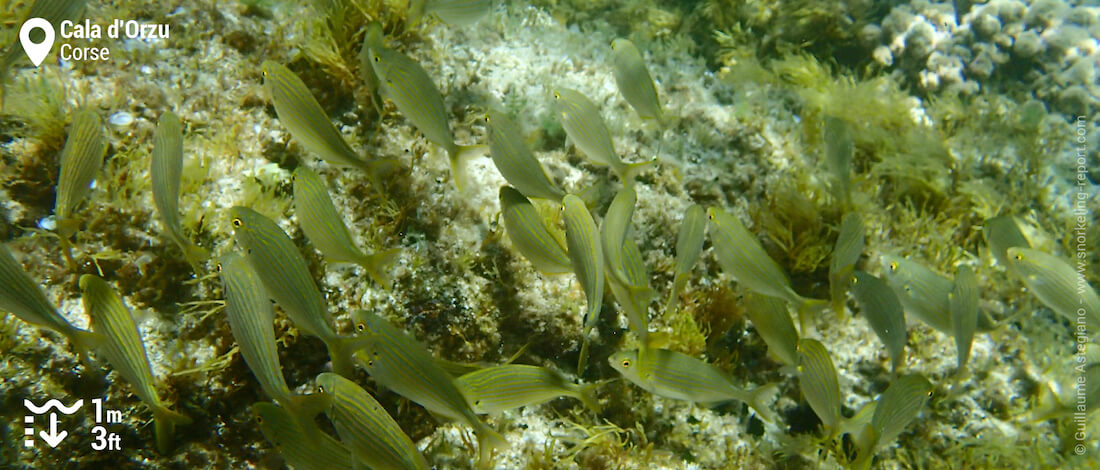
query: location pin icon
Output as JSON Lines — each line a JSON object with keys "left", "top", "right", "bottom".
{"left": 20, "top": 18, "right": 55, "bottom": 67}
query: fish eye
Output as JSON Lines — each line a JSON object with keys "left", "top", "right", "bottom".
{"left": 553, "top": 92, "right": 561, "bottom": 99}
{"left": 1014, "top": 253, "right": 1023, "bottom": 261}
{"left": 889, "top": 261, "right": 898, "bottom": 271}
{"left": 317, "top": 385, "right": 325, "bottom": 393}
{"left": 367, "top": 360, "right": 374, "bottom": 366}
{"left": 850, "top": 276, "right": 859, "bottom": 285}
{"left": 256, "top": 415, "right": 264, "bottom": 424}
{"left": 215, "top": 263, "right": 222, "bottom": 273}
{"left": 232, "top": 218, "right": 243, "bottom": 228}
{"left": 373, "top": 55, "right": 380, "bottom": 62}
{"left": 621, "top": 359, "right": 631, "bottom": 368}
{"left": 356, "top": 322, "right": 366, "bottom": 332}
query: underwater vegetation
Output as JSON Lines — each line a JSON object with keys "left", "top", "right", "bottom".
{"left": 0, "top": 0, "right": 1098, "bottom": 469}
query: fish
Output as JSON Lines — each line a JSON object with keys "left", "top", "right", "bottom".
{"left": 261, "top": 60, "right": 392, "bottom": 186}
{"left": 849, "top": 271, "right": 907, "bottom": 372}
{"left": 151, "top": 111, "right": 208, "bottom": 271}
{"left": 600, "top": 187, "right": 638, "bottom": 287}
{"left": 743, "top": 293, "right": 800, "bottom": 367}
{"left": 217, "top": 253, "right": 329, "bottom": 423}
{"left": 486, "top": 108, "right": 564, "bottom": 201}
{"left": 229, "top": 206, "right": 366, "bottom": 377}
{"left": 609, "top": 38, "right": 664, "bottom": 125}
{"left": 367, "top": 47, "right": 484, "bottom": 189}
{"left": 797, "top": 338, "right": 840, "bottom": 434}
{"left": 410, "top": 0, "right": 493, "bottom": 27}
{"left": 664, "top": 204, "right": 705, "bottom": 316}
{"left": 606, "top": 238, "right": 654, "bottom": 347}
{"left": 1006, "top": 247, "right": 1100, "bottom": 332}
{"left": 0, "top": 243, "right": 101, "bottom": 358}
{"left": 829, "top": 213, "right": 864, "bottom": 319}
{"left": 499, "top": 186, "right": 571, "bottom": 274}
{"left": 983, "top": 215, "right": 1029, "bottom": 270}
{"left": 455, "top": 364, "right": 600, "bottom": 414}
{"left": 949, "top": 265, "right": 979, "bottom": 370}
{"left": 706, "top": 207, "right": 825, "bottom": 331}
{"left": 563, "top": 194, "right": 604, "bottom": 374}
{"left": 292, "top": 166, "right": 400, "bottom": 289}
{"left": 252, "top": 402, "right": 354, "bottom": 470}
{"left": 315, "top": 372, "right": 429, "bottom": 470}
{"left": 609, "top": 348, "right": 776, "bottom": 422}
{"left": 54, "top": 108, "right": 106, "bottom": 237}
{"left": 357, "top": 22, "right": 386, "bottom": 114}
{"left": 596, "top": 187, "right": 652, "bottom": 345}
{"left": 881, "top": 255, "right": 996, "bottom": 334}
{"left": 822, "top": 116, "right": 853, "bottom": 207}
{"left": 551, "top": 87, "right": 655, "bottom": 185}
{"left": 856, "top": 374, "right": 933, "bottom": 468}
{"left": 79, "top": 275, "right": 191, "bottom": 454}
{"left": 350, "top": 310, "right": 508, "bottom": 468}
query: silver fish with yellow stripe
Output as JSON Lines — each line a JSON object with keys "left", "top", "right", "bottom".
{"left": 54, "top": 108, "right": 106, "bottom": 237}
{"left": 797, "top": 338, "right": 841, "bottom": 434}
{"left": 293, "top": 167, "right": 400, "bottom": 289}
{"left": 486, "top": 108, "right": 564, "bottom": 201}
{"left": 217, "top": 253, "right": 330, "bottom": 425}
{"left": 0, "top": 243, "right": 101, "bottom": 358}
{"left": 949, "top": 265, "right": 979, "bottom": 370}
{"left": 410, "top": 0, "right": 492, "bottom": 27}
{"left": 563, "top": 194, "right": 604, "bottom": 374}
{"left": 367, "top": 46, "right": 484, "bottom": 189}
{"left": 707, "top": 207, "right": 825, "bottom": 331}
{"left": 229, "top": 206, "right": 365, "bottom": 377}
{"left": 609, "top": 348, "right": 776, "bottom": 422}
{"left": 351, "top": 310, "right": 508, "bottom": 468}
{"left": 316, "top": 372, "right": 429, "bottom": 470}
{"left": 610, "top": 38, "right": 664, "bottom": 125}
{"left": 601, "top": 187, "right": 653, "bottom": 345}
{"left": 151, "top": 111, "right": 208, "bottom": 271}
{"left": 252, "top": 402, "right": 353, "bottom": 470}
{"left": 79, "top": 275, "right": 191, "bottom": 454}
{"left": 664, "top": 204, "right": 705, "bottom": 316}
{"left": 457, "top": 364, "right": 600, "bottom": 414}
{"left": 853, "top": 374, "right": 933, "bottom": 469}
{"left": 499, "top": 186, "right": 571, "bottom": 274}
{"left": 552, "top": 87, "right": 654, "bottom": 185}
{"left": 849, "top": 271, "right": 907, "bottom": 372}
{"left": 743, "top": 293, "right": 799, "bottom": 367}
{"left": 261, "top": 60, "right": 393, "bottom": 186}
{"left": 829, "top": 213, "right": 864, "bottom": 319}
{"left": 1006, "top": 247, "right": 1100, "bottom": 332}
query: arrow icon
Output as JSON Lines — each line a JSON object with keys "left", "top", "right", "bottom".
{"left": 39, "top": 413, "right": 67, "bottom": 448}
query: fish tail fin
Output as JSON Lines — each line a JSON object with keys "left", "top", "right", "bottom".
{"left": 795, "top": 297, "right": 827, "bottom": 335}
{"left": 746, "top": 383, "right": 779, "bottom": 423}
{"left": 153, "top": 405, "right": 191, "bottom": 454}
{"left": 474, "top": 422, "right": 508, "bottom": 469}
{"left": 69, "top": 329, "right": 104, "bottom": 366}
{"left": 576, "top": 382, "right": 602, "bottom": 413}
{"left": 449, "top": 144, "right": 489, "bottom": 190}
{"left": 329, "top": 335, "right": 374, "bottom": 377}
{"left": 288, "top": 393, "right": 331, "bottom": 420}
{"left": 663, "top": 274, "right": 688, "bottom": 317}
{"left": 829, "top": 268, "right": 852, "bottom": 323}
{"left": 577, "top": 338, "right": 591, "bottom": 376}
{"left": 181, "top": 243, "right": 210, "bottom": 273}
{"left": 328, "top": 342, "right": 357, "bottom": 378}
{"left": 287, "top": 392, "right": 332, "bottom": 439}
{"left": 358, "top": 247, "right": 401, "bottom": 289}
{"left": 621, "top": 157, "right": 657, "bottom": 186}
{"left": 363, "top": 157, "right": 402, "bottom": 190}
